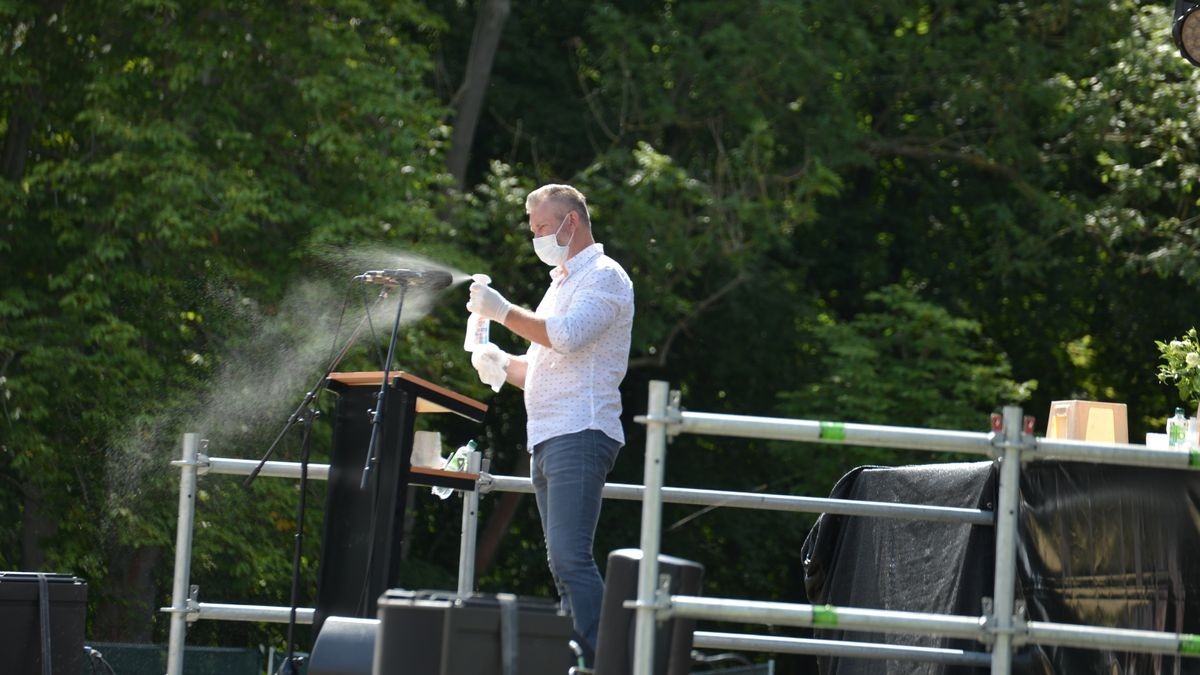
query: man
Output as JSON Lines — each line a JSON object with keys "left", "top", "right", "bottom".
{"left": 466, "top": 183, "right": 635, "bottom": 665}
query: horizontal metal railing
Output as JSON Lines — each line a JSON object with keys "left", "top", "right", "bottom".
{"left": 167, "top": 382, "right": 1200, "bottom": 675}
{"left": 674, "top": 412, "right": 997, "bottom": 455}
{"left": 629, "top": 381, "right": 1200, "bottom": 675}
{"left": 483, "top": 474, "right": 993, "bottom": 525}
{"left": 166, "top": 454, "right": 991, "bottom": 637}
{"left": 692, "top": 631, "right": 992, "bottom": 668}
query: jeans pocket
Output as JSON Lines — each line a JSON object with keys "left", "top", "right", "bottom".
{"left": 592, "top": 430, "right": 620, "bottom": 475}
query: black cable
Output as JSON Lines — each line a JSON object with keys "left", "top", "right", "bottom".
{"left": 691, "top": 649, "right": 754, "bottom": 667}
{"left": 84, "top": 646, "right": 117, "bottom": 675}
{"left": 354, "top": 430, "right": 385, "bottom": 616}
{"left": 326, "top": 280, "right": 355, "bottom": 367}
{"left": 354, "top": 273, "right": 434, "bottom": 615}
{"left": 38, "top": 574, "right": 51, "bottom": 675}
{"left": 353, "top": 278, "right": 402, "bottom": 615}
{"left": 360, "top": 282, "right": 387, "bottom": 368}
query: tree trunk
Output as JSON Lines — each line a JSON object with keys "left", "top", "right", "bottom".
{"left": 2, "top": 2, "right": 62, "bottom": 183}
{"left": 91, "top": 546, "right": 162, "bottom": 641}
{"left": 19, "top": 482, "right": 55, "bottom": 571}
{"left": 1, "top": 109, "right": 33, "bottom": 182}
{"left": 446, "top": 0, "right": 511, "bottom": 190}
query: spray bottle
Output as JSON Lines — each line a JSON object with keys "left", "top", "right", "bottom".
{"left": 432, "top": 440, "right": 477, "bottom": 499}
{"left": 463, "top": 274, "right": 492, "bottom": 352}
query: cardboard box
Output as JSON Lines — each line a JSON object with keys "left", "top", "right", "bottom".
{"left": 1045, "top": 400, "right": 1128, "bottom": 444}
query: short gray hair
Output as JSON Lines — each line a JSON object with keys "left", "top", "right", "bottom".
{"left": 525, "top": 184, "right": 591, "bottom": 227}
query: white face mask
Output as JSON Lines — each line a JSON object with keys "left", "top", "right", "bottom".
{"left": 532, "top": 213, "right": 574, "bottom": 267}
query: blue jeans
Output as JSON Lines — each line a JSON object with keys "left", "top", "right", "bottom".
{"left": 531, "top": 429, "right": 622, "bottom": 661}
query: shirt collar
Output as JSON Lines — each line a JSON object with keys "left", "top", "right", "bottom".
{"left": 550, "top": 243, "right": 604, "bottom": 281}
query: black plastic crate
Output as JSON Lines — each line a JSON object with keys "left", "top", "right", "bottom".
{"left": 373, "top": 590, "right": 573, "bottom": 675}
{"left": 0, "top": 572, "right": 86, "bottom": 675}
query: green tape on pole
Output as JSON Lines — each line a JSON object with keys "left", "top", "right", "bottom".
{"left": 1180, "top": 634, "right": 1200, "bottom": 655}
{"left": 819, "top": 422, "right": 846, "bottom": 441}
{"left": 1190, "top": 451, "right": 1200, "bottom": 470}
{"left": 812, "top": 604, "right": 838, "bottom": 627}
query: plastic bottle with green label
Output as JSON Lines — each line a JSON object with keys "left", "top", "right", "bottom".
{"left": 432, "top": 440, "right": 476, "bottom": 499}
{"left": 1168, "top": 407, "right": 1187, "bottom": 448}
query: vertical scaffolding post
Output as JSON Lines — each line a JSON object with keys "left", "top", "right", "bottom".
{"left": 990, "top": 406, "right": 1025, "bottom": 674}
{"left": 457, "top": 449, "right": 484, "bottom": 596}
{"left": 633, "top": 381, "right": 671, "bottom": 675}
{"left": 167, "top": 433, "right": 201, "bottom": 675}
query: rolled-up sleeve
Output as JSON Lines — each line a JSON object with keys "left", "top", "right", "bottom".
{"left": 545, "top": 273, "right": 628, "bottom": 353}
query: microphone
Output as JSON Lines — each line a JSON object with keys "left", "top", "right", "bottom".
{"left": 354, "top": 269, "right": 453, "bottom": 290}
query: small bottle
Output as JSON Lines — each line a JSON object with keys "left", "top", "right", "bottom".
{"left": 463, "top": 274, "right": 492, "bottom": 352}
{"left": 1168, "top": 407, "right": 1187, "bottom": 448}
{"left": 432, "top": 440, "right": 477, "bottom": 499}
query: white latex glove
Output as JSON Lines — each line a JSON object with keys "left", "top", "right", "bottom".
{"left": 466, "top": 281, "right": 513, "bottom": 323}
{"left": 470, "top": 342, "right": 510, "bottom": 392}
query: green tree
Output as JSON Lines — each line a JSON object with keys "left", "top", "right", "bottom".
{"left": 0, "top": 0, "right": 457, "bottom": 644}
{"left": 2, "top": 0, "right": 1199, "bottom": 668}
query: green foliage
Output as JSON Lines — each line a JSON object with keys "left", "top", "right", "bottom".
{"left": 768, "top": 284, "right": 1033, "bottom": 508}
{"left": 0, "top": 0, "right": 452, "bottom": 646}
{"left": 780, "top": 284, "right": 1035, "bottom": 432}
{"left": 3, "top": 0, "right": 1200, "bottom": 663}
{"left": 1063, "top": 5, "right": 1200, "bottom": 283}
{"left": 1156, "top": 328, "right": 1200, "bottom": 408}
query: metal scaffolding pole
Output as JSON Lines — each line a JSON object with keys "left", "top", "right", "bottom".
{"left": 1022, "top": 620, "right": 1200, "bottom": 657}
{"left": 166, "top": 434, "right": 201, "bottom": 675}
{"left": 667, "top": 596, "right": 987, "bottom": 642}
{"left": 203, "top": 456, "right": 330, "bottom": 481}
{"left": 165, "top": 378, "right": 1200, "bottom": 673}
{"left": 632, "top": 381, "right": 671, "bottom": 675}
{"left": 989, "top": 406, "right": 1026, "bottom": 674}
{"left": 194, "top": 603, "right": 315, "bottom": 624}
{"left": 1035, "top": 438, "right": 1199, "bottom": 470}
{"left": 457, "top": 449, "right": 483, "bottom": 595}
{"left": 483, "top": 475, "right": 992, "bottom": 525}
{"left": 677, "top": 412, "right": 996, "bottom": 455}
{"left": 692, "top": 631, "right": 992, "bottom": 668}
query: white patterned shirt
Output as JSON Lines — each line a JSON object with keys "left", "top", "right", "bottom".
{"left": 523, "top": 243, "right": 634, "bottom": 449}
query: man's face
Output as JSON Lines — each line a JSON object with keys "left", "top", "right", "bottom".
{"left": 529, "top": 203, "right": 570, "bottom": 244}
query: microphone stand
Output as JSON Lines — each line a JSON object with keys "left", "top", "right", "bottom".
{"left": 238, "top": 281, "right": 387, "bottom": 673}
{"left": 278, "top": 404, "right": 317, "bottom": 675}
{"left": 359, "top": 280, "right": 409, "bottom": 489}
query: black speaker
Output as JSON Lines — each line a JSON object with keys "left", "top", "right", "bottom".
{"left": 0, "top": 572, "right": 87, "bottom": 675}
{"left": 593, "top": 549, "right": 704, "bottom": 675}
{"left": 309, "top": 617, "right": 379, "bottom": 675}
{"left": 373, "top": 590, "right": 575, "bottom": 675}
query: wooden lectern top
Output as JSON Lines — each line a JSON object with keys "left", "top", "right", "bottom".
{"left": 409, "top": 465, "right": 480, "bottom": 492}
{"left": 327, "top": 371, "right": 488, "bottom": 420}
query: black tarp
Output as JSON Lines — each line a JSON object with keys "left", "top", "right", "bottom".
{"left": 801, "top": 460, "right": 1200, "bottom": 674}
{"left": 1019, "top": 462, "right": 1200, "bottom": 674}
{"left": 801, "top": 462, "right": 998, "bottom": 675}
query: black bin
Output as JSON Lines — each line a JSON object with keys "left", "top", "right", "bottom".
{"left": 373, "top": 590, "right": 574, "bottom": 675}
{"left": 0, "top": 572, "right": 87, "bottom": 675}
{"left": 593, "top": 549, "right": 704, "bottom": 675}
{"left": 310, "top": 616, "right": 379, "bottom": 675}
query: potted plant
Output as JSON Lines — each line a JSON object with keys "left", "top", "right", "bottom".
{"left": 1156, "top": 328, "right": 1200, "bottom": 442}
